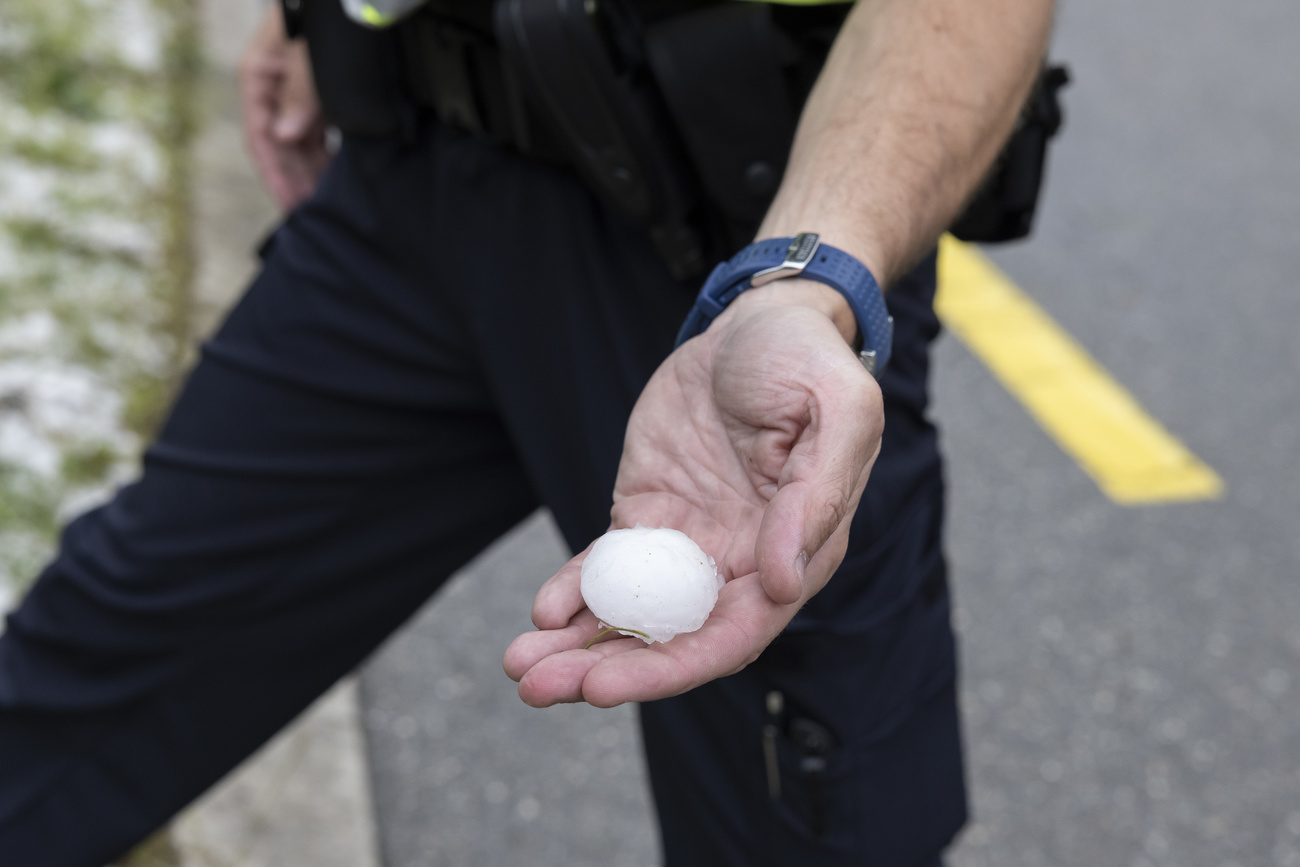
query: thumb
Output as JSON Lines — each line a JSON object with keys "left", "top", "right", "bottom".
{"left": 754, "top": 393, "right": 883, "bottom": 605}
{"left": 755, "top": 478, "right": 854, "bottom": 605}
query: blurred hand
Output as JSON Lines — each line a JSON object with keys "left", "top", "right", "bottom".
{"left": 504, "top": 281, "right": 884, "bottom": 707}
{"left": 238, "top": 7, "right": 331, "bottom": 211}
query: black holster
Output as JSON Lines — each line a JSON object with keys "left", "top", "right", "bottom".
{"left": 494, "top": 0, "right": 709, "bottom": 277}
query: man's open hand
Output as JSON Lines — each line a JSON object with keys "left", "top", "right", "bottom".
{"left": 238, "top": 7, "right": 331, "bottom": 211}
{"left": 504, "top": 281, "right": 885, "bottom": 707}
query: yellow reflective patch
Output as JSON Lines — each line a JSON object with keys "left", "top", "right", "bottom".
{"left": 935, "top": 235, "right": 1224, "bottom": 505}
{"left": 359, "top": 4, "right": 397, "bottom": 26}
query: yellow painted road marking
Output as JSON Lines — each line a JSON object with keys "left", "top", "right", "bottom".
{"left": 935, "top": 236, "right": 1223, "bottom": 505}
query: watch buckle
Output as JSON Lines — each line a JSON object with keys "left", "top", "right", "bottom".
{"left": 750, "top": 233, "right": 821, "bottom": 287}
{"left": 857, "top": 314, "right": 893, "bottom": 377}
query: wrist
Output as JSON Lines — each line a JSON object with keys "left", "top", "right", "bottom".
{"left": 676, "top": 234, "right": 893, "bottom": 376}
{"left": 722, "top": 278, "right": 859, "bottom": 348}
{"left": 757, "top": 214, "right": 894, "bottom": 289}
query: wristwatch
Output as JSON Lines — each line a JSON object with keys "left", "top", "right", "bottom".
{"left": 674, "top": 234, "right": 894, "bottom": 376}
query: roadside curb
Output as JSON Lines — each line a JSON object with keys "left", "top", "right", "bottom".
{"left": 172, "top": 679, "right": 381, "bottom": 867}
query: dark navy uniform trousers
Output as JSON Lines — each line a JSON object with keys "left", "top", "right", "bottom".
{"left": 0, "top": 121, "right": 966, "bottom": 866}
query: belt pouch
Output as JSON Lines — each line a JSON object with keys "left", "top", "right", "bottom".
{"left": 949, "top": 65, "right": 1069, "bottom": 242}
{"left": 300, "top": 0, "right": 413, "bottom": 137}
{"left": 493, "top": 0, "right": 706, "bottom": 278}
{"left": 644, "top": 4, "right": 798, "bottom": 247}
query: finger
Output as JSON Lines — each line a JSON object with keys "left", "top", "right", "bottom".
{"left": 237, "top": 9, "right": 286, "bottom": 143}
{"left": 517, "top": 638, "right": 642, "bottom": 707}
{"left": 580, "top": 573, "right": 783, "bottom": 705}
{"left": 756, "top": 377, "right": 883, "bottom": 603}
{"left": 240, "top": 54, "right": 299, "bottom": 208}
{"left": 530, "top": 543, "right": 591, "bottom": 630}
{"left": 274, "top": 42, "right": 322, "bottom": 143}
{"left": 239, "top": 64, "right": 278, "bottom": 139}
{"left": 579, "top": 635, "right": 721, "bottom": 707}
{"left": 518, "top": 649, "right": 599, "bottom": 706}
{"left": 519, "top": 573, "right": 794, "bottom": 707}
{"left": 503, "top": 609, "right": 599, "bottom": 682}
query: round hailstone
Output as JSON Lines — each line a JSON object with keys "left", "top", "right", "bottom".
{"left": 580, "top": 525, "right": 723, "bottom": 644}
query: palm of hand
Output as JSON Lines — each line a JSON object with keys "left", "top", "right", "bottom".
{"left": 504, "top": 303, "right": 883, "bottom": 707}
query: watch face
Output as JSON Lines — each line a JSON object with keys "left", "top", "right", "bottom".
{"left": 785, "top": 233, "right": 821, "bottom": 265}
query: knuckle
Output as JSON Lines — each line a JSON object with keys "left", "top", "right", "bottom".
{"left": 813, "top": 488, "right": 850, "bottom": 534}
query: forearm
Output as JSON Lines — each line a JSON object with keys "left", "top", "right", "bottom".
{"left": 758, "top": 0, "right": 1054, "bottom": 288}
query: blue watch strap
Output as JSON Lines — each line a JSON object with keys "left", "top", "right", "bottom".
{"left": 675, "top": 234, "right": 894, "bottom": 376}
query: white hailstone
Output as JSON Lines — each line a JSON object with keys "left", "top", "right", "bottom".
{"left": 580, "top": 525, "right": 723, "bottom": 644}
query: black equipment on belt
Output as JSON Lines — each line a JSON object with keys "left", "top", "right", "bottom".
{"left": 949, "top": 64, "right": 1070, "bottom": 242}
{"left": 288, "top": 0, "right": 1068, "bottom": 279}
{"left": 495, "top": 0, "right": 708, "bottom": 276}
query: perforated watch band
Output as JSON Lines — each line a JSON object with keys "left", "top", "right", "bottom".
{"left": 675, "top": 234, "right": 894, "bottom": 376}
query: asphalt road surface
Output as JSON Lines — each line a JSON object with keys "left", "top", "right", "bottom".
{"left": 360, "top": 1, "right": 1300, "bottom": 865}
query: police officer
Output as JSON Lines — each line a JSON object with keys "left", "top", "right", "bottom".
{"left": 0, "top": 0, "right": 1053, "bottom": 864}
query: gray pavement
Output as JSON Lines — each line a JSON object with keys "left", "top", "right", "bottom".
{"left": 360, "top": 0, "right": 1300, "bottom": 865}
{"left": 362, "top": 514, "right": 658, "bottom": 867}
{"left": 940, "top": 0, "right": 1300, "bottom": 864}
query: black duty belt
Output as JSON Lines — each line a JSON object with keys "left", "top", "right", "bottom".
{"left": 291, "top": 0, "right": 1067, "bottom": 280}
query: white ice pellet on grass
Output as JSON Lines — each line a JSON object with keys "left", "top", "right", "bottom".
{"left": 580, "top": 525, "right": 723, "bottom": 644}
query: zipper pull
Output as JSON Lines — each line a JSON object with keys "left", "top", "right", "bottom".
{"left": 762, "top": 690, "right": 783, "bottom": 800}
{"left": 789, "top": 716, "right": 834, "bottom": 838}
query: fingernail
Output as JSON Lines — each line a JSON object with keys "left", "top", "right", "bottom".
{"left": 795, "top": 551, "right": 809, "bottom": 589}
